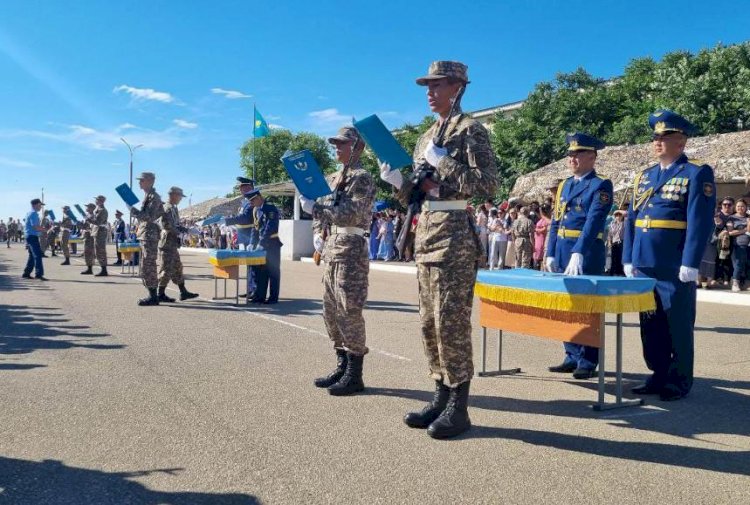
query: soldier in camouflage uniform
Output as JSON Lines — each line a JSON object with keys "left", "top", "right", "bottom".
{"left": 380, "top": 61, "right": 498, "bottom": 439}
{"left": 59, "top": 206, "right": 73, "bottom": 265}
{"left": 511, "top": 207, "right": 534, "bottom": 268}
{"left": 88, "top": 195, "right": 109, "bottom": 276}
{"left": 157, "top": 186, "right": 198, "bottom": 303}
{"left": 39, "top": 211, "right": 50, "bottom": 254}
{"left": 299, "top": 126, "right": 376, "bottom": 396}
{"left": 128, "top": 172, "right": 164, "bottom": 306}
{"left": 46, "top": 222, "right": 60, "bottom": 257}
{"left": 80, "top": 204, "right": 96, "bottom": 274}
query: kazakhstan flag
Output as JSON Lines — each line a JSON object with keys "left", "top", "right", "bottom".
{"left": 254, "top": 106, "right": 270, "bottom": 138}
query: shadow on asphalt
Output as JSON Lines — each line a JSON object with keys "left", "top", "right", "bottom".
{"left": 367, "top": 380, "right": 750, "bottom": 476}
{"left": 605, "top": 320, "right": 750, "bottom": 335}
{"left": 0, "top": 457, "right": 260, "bottom": 504}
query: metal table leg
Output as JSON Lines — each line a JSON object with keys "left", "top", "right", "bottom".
{"left": 477, "top": 327, "right": 521, "bottom": 377}
{"left": 593, "top": 313, "right": 644, "bottom": 411}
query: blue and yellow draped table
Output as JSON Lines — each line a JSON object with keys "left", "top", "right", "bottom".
{"left": 474, "top": 269, "right": 656, "bottom": 410}
{"left": 117, "top": 241, "right": 141, "bottom": 276}
{"left": 208, "top": 249, "right": 266, "bottom": 305}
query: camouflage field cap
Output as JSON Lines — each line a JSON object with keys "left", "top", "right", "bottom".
{"left": 95, "top": 195, "right": 106, "bottom": 201}
{"left": 62, "top": 205, "right": 70, "bottom": 210}
{"left": 328, "top": 126, "right": 361, "bottom": 145}
{"left": 168, "top": 186, "right": 185, "bottom": 197}
{"left": 136, "top": 171, "right": 155, "bottom": 181}
{"left": 416, "top": 61, "right": 470, "bottom": 85}
{"left": 85, "top": 203, "right": 96, "bottom": 209}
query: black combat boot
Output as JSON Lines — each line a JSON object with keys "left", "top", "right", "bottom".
{"left": 157, "top": 286, "right": 176, "bottom": 303}
{"left": 426, "top": 381, "right": 472, "bottom": 439}
{"left": 60, "top": 258, "right": 70, "bottom": 265}
{"left": 314, "top": 349, "right": 348, "bottom": 388}
{"left": 328, "top": 353, "right": 364, "bottom": 396}
{"left": 178, "top": 283, "right": 199, "bottom": 301}
{"left": 138, "top": 288, "right": 160, "bottom": 306}
{"left": 404, "top": 380, "right": 450, "bottom": 428}
{"left": 80, "top": 266, "right": 93, "bottom": 275}
{"left": 95, "top": 267, "right": 108, "bottom": 277}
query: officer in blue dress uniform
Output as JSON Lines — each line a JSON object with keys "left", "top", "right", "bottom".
{"left": 546, "top": 132, "right": 613, "bottom": 379}
{"left": 224, "top": 176, "right": 256, "bottom": 296}
{"left": 623, "top": 110, "right": 716, "bottom": 401}
{"left": 245, "top": 188, "right": 283, "bottom": 304}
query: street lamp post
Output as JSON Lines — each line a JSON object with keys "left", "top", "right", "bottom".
{"left": 120, "top": 138, "right": 144, "bottom": 189}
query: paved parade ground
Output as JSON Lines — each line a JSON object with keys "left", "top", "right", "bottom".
{"left": 1, "top": 245, "right": 748, "bottom": 504}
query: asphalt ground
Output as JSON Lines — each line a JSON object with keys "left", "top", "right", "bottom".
{"left": 1, "top": 244, "right": 748, "bottom": 504}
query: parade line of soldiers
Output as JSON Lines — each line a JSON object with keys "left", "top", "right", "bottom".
{"left": 18, "top": 60, "right": 716, "bottom": 440}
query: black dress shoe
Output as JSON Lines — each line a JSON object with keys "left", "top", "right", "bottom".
{"left": 631, "top": 382, "right": 662, "bottom": 395}
{"left": 572, "top": 368, "right": 597, "bottom": 380}
{"left": 250, "top": 298, "right": 265, "bottom": 304}
{"left": 35, "top": 276, "right": 48, "bottom": 281}
{"left": 263, "top": 299, "right": 278, "bottom": 305}
{"left": 21, "top": 273, "right": 32, "bottom": 279}
{"left": 548, "top": 362, "right": 577, "bottom": 373}
{"left": 659, "top": 387, "right": 687, "bottom": 402}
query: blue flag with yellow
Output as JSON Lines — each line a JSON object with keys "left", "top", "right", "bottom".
{"left": 254, "top": 106, "right": 270, "bottom": 138}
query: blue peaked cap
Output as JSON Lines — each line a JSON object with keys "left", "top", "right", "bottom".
{"left": 565, "top": 132, "right": 605, "bottom": 152}
{"left": 242, "top": 188, "right": 261, "bottom": 199}
{"left": 649, "top": 109, "right": 697, "bottom": 136}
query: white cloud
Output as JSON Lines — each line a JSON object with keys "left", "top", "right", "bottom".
{"left": 309, "top": 108, "right": 349, "bottom": 124}
{"left": 1, "top": 122, "right": 191, "bottom": 151}
{"left": 268, "top": 123, "right": 285, "bottom": 130}
{"left": 173, "top": 119, "right": 198, "bottom": 129}
{"left": 119, "top": 123, "right": 137, "bottom": 130}
{"left": 317, "top": 95, "right": 328, "bottom": 100}
{"left": 211, "top": 87, "right": 252, "bottom": 99}
{"left": 113, "top": 84, "right": 176, "bottom": 103}
{"left": 0, "top": 156, "right": 34, "bottom": 168}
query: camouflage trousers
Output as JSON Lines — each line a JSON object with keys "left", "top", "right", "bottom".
{"left": 139, "top": 237, "right": 159, "bottom": 288}
{"left": 514, "top": 238, "right": 533, "bottom": 268}
{"left": 417, "top": 260, "right": 477, "bottom": 387}
{"left": 83, "top": 236, "right": 95, "bottom": 266}
{"left": 61, "top": 230, "right": 70, "bottom": 258}
{"left": 322, "top": 258, "right": 369, "bottom": 356}
{"left": 158, "top": 246, "right": 184, "bottom": 287}
{"left": 39, "top": 233, "right": 48, "bottom": 252}
{"left": 95, "top": 230, "right": 108, "bottom": 267}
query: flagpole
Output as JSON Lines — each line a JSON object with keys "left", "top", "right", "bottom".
{"left": 252, "top": 103, "right": 256, "bottom": 183}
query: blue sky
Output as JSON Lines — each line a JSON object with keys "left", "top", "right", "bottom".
{"left": 1, "top": 0, "right": 748, "bottom": 220}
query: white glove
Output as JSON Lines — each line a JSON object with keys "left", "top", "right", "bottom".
{"left": 624, "top": 264, "right": 635, "bottom": 278}
{"left": 299, "top": 195, "right": 314, "bottom": 214}
{"left": 423, "top": 141, "right": 448, "bottom": 168}
{"left": 563, "top": 253, "right": 584, "bottom": 276}
{"left": 313, "top": 232, "right": 324, "bottom": 253}
{"left": 679, "top": 265, "right": 699, "bottom": 283}
{"left": 545, "top": 257, "right": 557, "bottom": 272}
{"left": 379, "top": 161, "right": 403, "bottom": 189}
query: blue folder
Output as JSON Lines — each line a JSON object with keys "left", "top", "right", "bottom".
{"left": 115, "top": 183, "right": 140, "bottom": 206}
{"left": 353, "top": 114, "right": 412, "bottom": 169}
{"left": 47, "top": 210, "right": 56, "bottom": 221}
{"left": 202, "top": 214, "right": 224, "bottom": 226}
{"left": 65, "top": 209, "right": 79, "bottom": 224}
{"left": 281, "top": 150, "right": 332, "bottom": 200}
{"left": 74, "top": 204, "right": 86, "bottom": 218}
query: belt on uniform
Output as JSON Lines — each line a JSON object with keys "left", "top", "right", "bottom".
{"left": 421, "top": 200, "right": 467, "bottom": 212}
{"left": 235, "top": 224, "right": 253, "bottom": 229}
{"left": 635, "top": 219, "right": 687, "bottom": 230}
{"left": 557, "top": 229, "right": 603, "bottom": 240}
{"left": 269, "top": 233, "right": 279, "bottom": 238}
{"left": 61, "top": 228, "right": 71, "bottom": 232}
{"left": 330, "top": 226, "right": 366, "bottom": 236}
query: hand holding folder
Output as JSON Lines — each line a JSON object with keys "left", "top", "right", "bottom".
{"left": 115, "top": 183, "right": 140, "bottom": 207}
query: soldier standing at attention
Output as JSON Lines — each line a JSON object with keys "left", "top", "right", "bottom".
{"left": 380, "top": 61, "right": 498, "bottom": 439}
{"left": 8, "top": 218, "right": 17, "bottom": 247}
{"left": 128, "top": 172, "right": 164, "bottom": 306}
{"left": 80, "top": 203, "right": 97, "bottom": 275}
{"left": 39, "top": 211, "right": 50, "bottom": 256}
{"left": 546, "top": 132, "right": 613, "bottom": 379}
{"left": 299, "top": 126, "right": 376, "bottom": 396}
{"left": 224, "top": 177, "right": 256, "bottom": 295}
{"left": 88, "top": 195, "right": 109, "bottom": 276}
{"left": 112, "top": 210, "right": 126, "bottom": 266}
{"left": 246, "top": 189, "right": 282, "bottom": 305}
{"left": 59, "top": 206, "right": 74, "bottom": 265}
{"left": 46, "top": 221, "right": 60, "bottom": 257}
{"left": 157, "top": 186, "right": 199, "bottom": 303}
{"left": 511, "top": 207, "right": 534, "bottom": 268}
{"left": 624, "top": 110, "right": 716, "bottom": 401}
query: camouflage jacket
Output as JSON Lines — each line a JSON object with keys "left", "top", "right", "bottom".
{"left": 511, "top": 215, "right": 534, "bottom": 240}
{"left": 396, "top": 113, "right": 498, "bottom": 264}
{"left": 60, "top": 216, "right": 73, "bottom": 232}
{"left": 130, "top": 188, "right": 163, "bottom": 241}
{"left": 88, "top": 206, "right": 109, "bottom": 236}
{"left": 159, "top": 202, "right": 184, "bottom": 250}
{"left": 313, "top": 166, "right": 376, "bottom": 264}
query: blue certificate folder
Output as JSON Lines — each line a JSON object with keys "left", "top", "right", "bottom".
{"left": 74, "top": 204, "right": 86, "bottom": 218}
{"left": 115, "top": 183, "right": 140, "bottom": 207}
{"left": 47, "top": 210, "right": 56, "bottom": 221}
{"left": 353, "top": 114, "right": 412, "bottom": 169}
{"left": 65, "top": 209, "right": 79, "bottom": 224}
{"left": 281, "top": 150, "right": 332, "bottom": 200}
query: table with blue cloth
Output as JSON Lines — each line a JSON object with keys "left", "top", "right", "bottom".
{"left": 117, "top": 241, "right": 141, "bottom": 277}
{"left": 208, "top": 249, "right": 266, "bottom": 305}
{"left": 474, "top": 269, "right": 656, "bottom": 410}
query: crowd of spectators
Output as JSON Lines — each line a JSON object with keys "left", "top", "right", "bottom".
{"left": 699, "top": 196, "right": 750, "bottom": 292}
